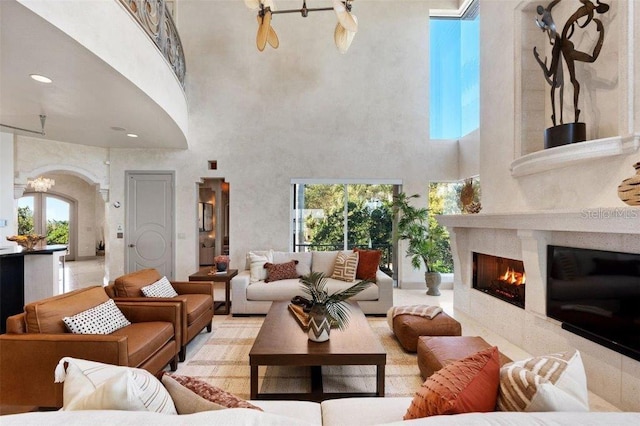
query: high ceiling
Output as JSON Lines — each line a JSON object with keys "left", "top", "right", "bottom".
{"left": 0, "top": 1, "right": 187, "bottom": 149}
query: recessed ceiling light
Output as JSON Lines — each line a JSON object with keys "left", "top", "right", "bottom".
{"left": 126, "top": 133, "right": 138, "bottom": 138}
{"left": 30, "top": 74, "right": 52, "bottom": 84}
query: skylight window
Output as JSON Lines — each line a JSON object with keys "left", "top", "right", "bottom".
{"left": 430, "top": 10, "right": 479, "bottom": 139}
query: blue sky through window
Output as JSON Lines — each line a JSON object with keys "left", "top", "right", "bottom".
{"left": 430, "top": 16, "right": 479, "bottom": 139}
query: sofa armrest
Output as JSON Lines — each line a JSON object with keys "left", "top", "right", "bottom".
{"left": 375, "top": 269, "right": 394, "bottom": 309}
{"left": 231, "top": 271, "right": 251, "bottom": 315}
{"left": 171, "top": 281, "right": 215, "bottom": 297}
{"left": 115, "top": 301, "right": 183, "bottom": 347}
{"left": 0, "top": 333, "right": 130, "bottom": 407}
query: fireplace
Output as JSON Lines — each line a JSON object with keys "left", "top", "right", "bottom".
{"left": 473, "top": 252, "right": 526, "bottom": 308}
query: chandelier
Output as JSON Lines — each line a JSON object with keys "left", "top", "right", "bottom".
{"left": 246, "top": 0, "right": 358, "bottom": 53}
{"left": 27, "top": 177, "right": 55, "bottom": 192}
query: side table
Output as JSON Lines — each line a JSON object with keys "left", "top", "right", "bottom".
{"left": 189, "top": 267, "right": 238, "bottom": 315}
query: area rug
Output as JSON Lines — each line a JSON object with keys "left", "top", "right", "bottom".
{"left": 174, "top": 316, "right": 423, "bottom": 399}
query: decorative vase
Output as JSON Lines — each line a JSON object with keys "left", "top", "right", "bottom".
{"left": 425, "top": 272, "right": 442, "bottom": 296}
{"left": 216, "top": 262, "right": 228, "bottom": 272}
{"left": 307, "top": 304, "right": 331, "bottom": 342}
{"left": 618, "top": 162, "right": 640, "bottom": 206}
{"left": 6, "top": 235, "right": 46, "bottom": 251}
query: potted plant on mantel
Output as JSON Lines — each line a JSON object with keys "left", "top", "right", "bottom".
{"left": 299, "top": 272, "right": 372, "bottom": 342}
{"left": 392, "top": 192, "right": 447, "bottom": 296}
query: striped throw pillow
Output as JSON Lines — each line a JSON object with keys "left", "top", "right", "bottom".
{"left": 54, "top": 357, "right": 176, "bottom": 414}
{"left": 497, "top": 349, "right": 589, "bottom": 412}
{"left": 332, "top": 251, "right": 359, "bottom": 282}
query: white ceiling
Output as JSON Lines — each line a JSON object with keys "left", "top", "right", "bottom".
{"left": 0, "top": 1, "right": 187, "bottom": 149}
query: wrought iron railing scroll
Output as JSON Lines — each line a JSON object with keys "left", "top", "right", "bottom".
{"left": 118, "top": 0, "right": 186, "bottom": 86}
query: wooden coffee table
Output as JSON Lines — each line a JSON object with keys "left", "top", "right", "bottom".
{"left": 249, "top": 301, "right": 386, "bottom": 401}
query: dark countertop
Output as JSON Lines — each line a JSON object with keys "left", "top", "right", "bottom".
{"left": 0, "top": 245, "right": 68, "bottom": 258}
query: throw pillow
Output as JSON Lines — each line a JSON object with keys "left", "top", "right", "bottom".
{"left": 354, "top": 248, "right": 382, "bottom": 281}
{"left": 497, "top": 349, "right": 589, "bottom": 412}
{"left": 404, "top": 346, "right": 500, "bottom": 419}
{"left": 141, "top": 276, "right": 179, "bottom": 298}
{"left": 248, "top": 250, "right": 273, "bottom": 283}
{"left": 264, "top": 260, "right": 300, "bottom": 282}
{"left": 162, "top": 374, "right": 226, "bottom": 414}
{"left": 272, "top": 251, "right": 313, "bottom": 276}
{"left": 311, "top": 251, "right": 343, "bottom": 276}
{"left": 62, "top": 299, "right": 131, "bottom": 334}
{"left": 164, "top": 373, "right": 263, "bottom": 411}
{"left": 54, "top": 357, "right": 176, "bottom": 414}
{"left": 332, "top": 251, "right": 359, "bottom": 282}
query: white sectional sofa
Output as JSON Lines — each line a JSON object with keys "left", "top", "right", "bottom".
{"left": 4, "top": 398, "right": 638, "bottom": 425}
{"left": 231, "top": 250, "right": 394, "bottom": 315}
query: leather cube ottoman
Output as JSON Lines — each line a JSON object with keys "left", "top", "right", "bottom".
{"left": 417, "top": 335, "right": 513, "bottom": 379}
{"left": 391, "top": 311, "right": 461, "bottom": 352}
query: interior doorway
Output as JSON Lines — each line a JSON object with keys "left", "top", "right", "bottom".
{"left": 125, "top": 171, "right": 175, "bottom": 277}
{"left": 198, "top": 178, "right": 229, "bottom": 266}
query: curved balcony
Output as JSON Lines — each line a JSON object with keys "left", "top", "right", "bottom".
{"left": 2, "top": 0, "right": 188, "bottom": 148}
{"left": 118, "top": 0, "right": 185, "bottom": 86}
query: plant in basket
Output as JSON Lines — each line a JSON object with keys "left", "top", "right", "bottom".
{"left": 298, "top": 272, "right": 371, "bottom": 342}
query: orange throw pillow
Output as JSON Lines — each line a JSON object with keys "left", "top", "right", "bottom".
{"left": 404, "top": 346, "right": 500, "bottom": 419}
{"left": 354, "top": 248, "right": 382, "bottom": 281}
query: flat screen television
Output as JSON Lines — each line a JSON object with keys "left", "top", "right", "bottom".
{"left": 547, "top": 245, "right": 640, "bottom": 362}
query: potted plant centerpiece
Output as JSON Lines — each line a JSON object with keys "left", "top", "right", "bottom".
{"left": 299, "top": 272, "right": 372, "bottom": 342}
{"left": 392, "top": 192, "right": 447, "bottom": 296}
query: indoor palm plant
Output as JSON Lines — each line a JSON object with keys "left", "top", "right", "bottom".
{"left": 299, "top": 272, "right": 372, "bottom": 342}
{"left": 392, "top": 192, "right": 446, "bottom": 295}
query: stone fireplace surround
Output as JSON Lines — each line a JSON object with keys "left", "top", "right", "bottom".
{"left": 438, "top": 209, "right": 640, "bottom": 411}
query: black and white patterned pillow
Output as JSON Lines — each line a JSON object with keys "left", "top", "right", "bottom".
{"left": 141, "top": 276, "right": 178, "bottom": 298}
{"left": 63, "top": 299, "right": 131, "bottom": 334}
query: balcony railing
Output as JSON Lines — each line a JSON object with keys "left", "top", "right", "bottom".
{"left": 119, "top": 0, "right": 185, "bottom": 86}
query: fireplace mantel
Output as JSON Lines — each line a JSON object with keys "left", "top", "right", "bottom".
{"left": 437, "top": 208, "right": 640, "bottom": 235}
{"left": 510, "top": 134, "right": 639, "bottom": 178}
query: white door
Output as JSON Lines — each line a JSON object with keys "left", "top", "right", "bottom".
{"left": 126, "top": 172, "right": 174, "bottom": 278}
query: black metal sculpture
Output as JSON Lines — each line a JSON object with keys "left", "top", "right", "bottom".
{"left": 533, "top": 0, "right": 609, "bottom": 148}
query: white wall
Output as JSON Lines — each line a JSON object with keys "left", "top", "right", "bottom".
{"left": 0, "top": 132, "right": 16, "bottom": 242}
{"left": 97, "top": 0, "right": 460, "bottom": 282}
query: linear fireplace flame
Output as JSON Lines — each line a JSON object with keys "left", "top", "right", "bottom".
{"left": 473, "top": 252, "right": 526, "bottom": 308}
{"left": 500, "top": 267, "right": 526, "bottom": 286}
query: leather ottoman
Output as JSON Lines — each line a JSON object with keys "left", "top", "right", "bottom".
{"left": 417, "top": 335, "right": 513, "bottom": 379}
{"left": 391, "top": 311, "right": 462, "bottom": 352}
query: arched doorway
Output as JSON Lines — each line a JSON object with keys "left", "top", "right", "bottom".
{"left": 18, "top": 192, "right": 76, "bottom": 260}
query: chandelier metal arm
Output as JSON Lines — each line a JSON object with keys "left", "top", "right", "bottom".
{"left": 271, "top": 7, "right": 333, "bottom": 16}
{"left": 260, "top": 1, "right": 351, "bottom": 18}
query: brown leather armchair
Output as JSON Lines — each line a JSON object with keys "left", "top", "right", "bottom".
{"left": 105, "top": 269, "right": 214, "bottom": 361}
{"left": 0, "top": 286, "right": 181, "bottom": 408}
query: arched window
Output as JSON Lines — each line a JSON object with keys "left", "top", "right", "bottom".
{"left": 18, "top": 192, "right": 76, "bottom": 260}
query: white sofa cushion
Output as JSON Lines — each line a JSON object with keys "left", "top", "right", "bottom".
{"left": 248, "top": 250, "right": 273, "bottom": 283}
{"left": 312, "top": 250, "right": 353, "bottom": 276}
{"left": 322, "top": 397, "right": 413, "bottom": 426}
{"left": 246, "top": 277, "right": 379, "bottom": 301}
{"left": 273, "top": 251, "right": 313, "bottom": 276}
{"left": 251, "top": 400, "right": 322, "bottom": 425}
